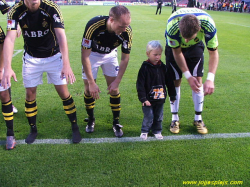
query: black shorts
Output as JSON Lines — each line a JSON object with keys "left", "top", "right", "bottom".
{"left": 165, "top": 41, "right": 205, "bottom": 80}
{"left": 0, "top": 26, "right": 5, "bottom": 44}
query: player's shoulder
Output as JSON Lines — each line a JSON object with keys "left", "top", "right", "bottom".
{"left": 7, "top": 0, "right": 24, "bottom": 16}
{"left": 0, "top": 0, "right": 8, "bottom": 6}
{"left": 87, "top": 15, "right": 108, "bottom": 26}
{"left": 0, "top": 0, "right": 8, "bottom": 5}
{"left": 126, "top": 25, "right": 132, "bottom": 32}
{"left": 41, "top": 0, "right": 61, "bottom": 11}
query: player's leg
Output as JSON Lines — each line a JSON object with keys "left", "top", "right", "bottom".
{"left": 184, "top": 42, "right": 207, "bottom": 134}
{"left": 46, "top": 52, "right": 81, "bottom": 143}
{"left": 0, "top": 32, "right": 15, "bottom": 149}
{"left": 82, "top": 52, "right": 101, "bottom": 133}
{"left": 8, "top": 88, "right": 18, "bottom": 114}
{"left": 54, "top": 84, "right": 81, "bottom": 143}
{"left": 25, "top": 87, "right": 38, "bottom": 144}
{"left": 192, "top": 77, "right": 207, "bottom": 134}
{"left": 83, "top": 79, "right": 96, "bottom": 133}
{"left": 22, "top": 52, "right": 43, "bottom": 144}
{"left": 105, "top": 75, "right": 123, "bottom": 137}
{"left": 0, "top": 88, "right": 16, "bottom": 150}
{"left": 165, "top": 44, "right": 181, "bottom": 134}
{"left": 102, "top": 50, "right": 123, "bottom": 137}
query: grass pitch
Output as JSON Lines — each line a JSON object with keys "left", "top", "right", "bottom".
{"left": 0, "top": 5, "right": 250, "bottom": 187}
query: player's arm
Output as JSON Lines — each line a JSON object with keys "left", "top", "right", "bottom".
{"left": 81, "top": 48, "right": 94, "bottom": 83}
{"left": 107, "top": 52, "right": 129, "bottom": 93}
{"left": 81, "top": 48, "right": 100, "bottom": 99}
{"left": 2, "top": 30, "right": 17, "bottom": 89}
{"left": 55, "top": 28, "right": 75, "bottom": 84}
{"left": 203, "top": 49, "right": 219, "bottom": 96}
{"left": 0, "top": 43, "right": 4, "bottom": 82}
{"left": 172, "top": 47, "right": 201, "bottom": 92}
{"left": 136, "top": 65, "right": 151, "bottom": 106}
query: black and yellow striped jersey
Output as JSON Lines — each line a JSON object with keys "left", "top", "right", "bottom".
{"left": 7, "top": 0, "right": 64, "bottom": 58}
{"left": 0, "top": 0, "right": 10, "bottom": 15}
{"left": 81, "top": 16, "right": 132, "bottom": 54}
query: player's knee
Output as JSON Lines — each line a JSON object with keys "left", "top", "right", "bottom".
{"left": 0, "top": 90, "right": 10, "bottom": 102}
{"left": 84, "top": 89, "right": 91, "bottom": 96}
{"left": 110, "top": 89, "right": 119, "bottom": 95}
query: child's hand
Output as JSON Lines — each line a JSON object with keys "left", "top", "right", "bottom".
{"left": 143, "top": 100, "right": 151, "bottom": 106}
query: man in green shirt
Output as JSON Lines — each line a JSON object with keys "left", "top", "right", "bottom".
{"left": 165, "top": 8, "right": 219, "bottom": 135}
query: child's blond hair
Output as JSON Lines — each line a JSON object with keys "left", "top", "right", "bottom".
{"left": 146, "top": 40, "right": 163, "bottom": 53}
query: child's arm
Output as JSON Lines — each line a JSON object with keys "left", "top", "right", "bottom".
{"left": 136, "top": 64, "right": 148, "bottom": 104}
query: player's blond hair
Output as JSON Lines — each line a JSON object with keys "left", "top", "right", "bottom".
{"left": 179, "top": 14, "right": 200, "bottom": 39}
{"left": 146, "top": 41, "right": 163, "bottom": 53}
{"left": 109, "top": 5, "right": 131, "bottom": 20}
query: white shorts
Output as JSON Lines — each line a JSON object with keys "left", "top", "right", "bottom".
{"left": 82, "top": 49, "right": 119, "bottom": 80}
{"left": 22, "top": 52, "right": 67, "bottom": 88}
{"left": 0, "top": 69, "right": 10, "bottom": 92}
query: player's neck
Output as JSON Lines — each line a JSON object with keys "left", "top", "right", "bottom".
{"left": 106, "top": 19, "right": 113, "bottom": 33}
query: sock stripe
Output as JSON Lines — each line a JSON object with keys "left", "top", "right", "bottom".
{"left": 25, "top": 100, "right": 36, "bottom": 105}
{"left": 62, "top": 95, "right": 72, "bottom": 102}
{"left": 2, "top": 100, "right": 12, "bottom": 106}
{"left": 26, "top": 111, "right": 38, "bottom": 117}
{"left": 64, "top": 108, "right": 76, "bottom": 115}
{"left": 110, "top": 103, "right": 121, "bottom": 107}
{"left": 63, "top": 102, "right": 75, "bottom": 110}
{"left": 110, "top": 93, "right": 121, "bottom": 98}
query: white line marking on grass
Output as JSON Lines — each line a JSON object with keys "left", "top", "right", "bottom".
{"left": 13, "top": 49, "right": 23, "bottom": 57}
{"left": 227, "top": 23, "right": 250, "bottom": 28}
{"left": 1, "top": 133, "right": 250, "bottom": 145}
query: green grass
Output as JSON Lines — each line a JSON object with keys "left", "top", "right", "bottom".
{"left": 0, "top": 5, "right": 250, "bottom": 186}
{"left": 1, "top": 138, "right": 249, "bottom": 186}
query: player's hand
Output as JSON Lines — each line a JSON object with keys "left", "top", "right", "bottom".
{"left": 203, "top": 80, "right": 215, "bottom": 96}
{"left": 170, "top": 100, "right": 176, "bottom": 104}
{"left": 61, "top": 66, "right": 76, "bottom": 84}
{"left": 143, "top": 100, "right": 151, "bottom": 106}
{"left": 107, "top": 81, "right": 119, "bottom": 95}
{"left": 187, "top": 76, "right": 201, "bottom": 93}
{"left": 1, "top": 68, "right": 17, "bottom": 89}
{"left": 89, "top": 82, "right": 101, "bottom": 100}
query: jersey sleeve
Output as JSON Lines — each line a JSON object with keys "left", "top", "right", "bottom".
{"left": 6, "top": 5, "right": 19, "bottom": 31}
{"left": 81, "top": 19, "right": 97, "bottom": 50}
{"left": 0, "top": 0, "right": 10, "bottom": 15}
{"left": 165, "top": 20, "right": 181, "bottom": 48}
{"left": 121, "top": 26, "right": 132, "bottom": 54}
{"left": 50, "top": 3, "right": 64, "bottom": 29}
{"left": 201, "top": 18, "right": 218, "bottom": 50}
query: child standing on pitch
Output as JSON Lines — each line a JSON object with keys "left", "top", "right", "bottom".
{"left": 136, "top": 41, "right": 176, "bottom": 140}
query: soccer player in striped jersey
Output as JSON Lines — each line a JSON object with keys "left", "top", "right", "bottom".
{"left": 81, "top": 5, "right": 132, "bottom": 137}
{"left": 165, "top": 8, "right": 219, "bottom": 134}
{"left": 0, "top": 0, "right": 20, "bottom": 115}
{"left": 0, "top": 0, "right": 17, "bottom": 150}
{"left": 2, "top": 0, "right": 81, "bottom": 144}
